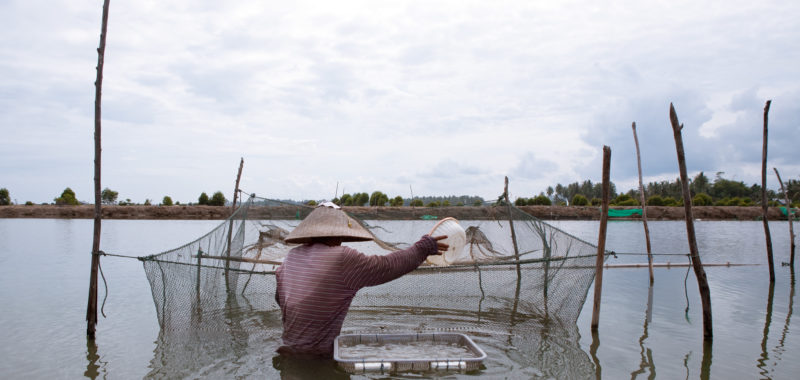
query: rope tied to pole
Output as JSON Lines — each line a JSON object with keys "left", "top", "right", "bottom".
{"left": 95, "top": 251, "right": 108, "bottom": 319}
{"left": 96, "top": 251, "right": 142, "bottom": 260}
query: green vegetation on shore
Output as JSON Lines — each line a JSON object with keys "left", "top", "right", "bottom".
{"left": 0, "top": 188, "right": 10, "bottom": 206}
{"left": 516, "top": 172, "right": 800, "bottom": 208}
{"left": 1, "top": 171, "right": 798, "bottom": 208}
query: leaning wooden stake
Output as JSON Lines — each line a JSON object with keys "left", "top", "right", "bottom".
{"left": 670, "top": 103, "right": 713, "bottom": 340}
{"left": 233, "top": 158, "right": 244, "bottom": 208}
{"left": 224, "top": 158, "right": 245, "bottom": 288}
{"left": 774, "top": 167, "right": 795, "bottom": 268}
{"left": 762, "top": 100, "right": 776, "bottom": 282}
{"left": 503, "top": 176, "right": 521, "bottom": 261}
{"left": 591, "top": 146, "right": 611, "bottom": 331}
{"left": 632, "top": 122, "right": 654, "bottom": 283}
{"left": 503, "top": 176, "right": 525, "bottom": 318}
{"left": 86, "top": 0, "right": 111, "bottom": 340}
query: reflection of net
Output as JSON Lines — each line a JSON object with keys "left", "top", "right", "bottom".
{"left": 144, "top": 305, "right": 593, "bottom": 378}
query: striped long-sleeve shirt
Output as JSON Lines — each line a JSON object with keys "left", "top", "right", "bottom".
{"left": 275, "top": 235, "right": 438, "bottom": 357}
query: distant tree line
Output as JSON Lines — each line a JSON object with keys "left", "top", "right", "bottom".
{"left": 0, "top": 186, "right": 231, "bottom": 207}
{"left": 2, "top": 176, "right": 798, "bottom": 208}
{"left": 197, "top": 191, "right": 227, "bottom": 206}
{"left": 515, "top": 172, "right": 800, "bottom": 207}
{"left": 329, "top": 192, "right": 485, "bottom": 207}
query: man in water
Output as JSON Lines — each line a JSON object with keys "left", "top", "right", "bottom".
{"left": 275, "top": 203, "right": 447, "bottom": 358}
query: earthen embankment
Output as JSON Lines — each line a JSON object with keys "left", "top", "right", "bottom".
{"left": 0, "top": 204, "right": 790, "bottom": 221}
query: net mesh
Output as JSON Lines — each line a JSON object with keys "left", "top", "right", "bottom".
{"left": 139, "top": 194, "right": 606, "bottom": 376}
{"left": 141, "top": 194, "right": 607, "bottom": 334}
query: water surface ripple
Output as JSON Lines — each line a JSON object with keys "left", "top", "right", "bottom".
{"left": 0, "top": 219, "right": 797, "bottom": 379}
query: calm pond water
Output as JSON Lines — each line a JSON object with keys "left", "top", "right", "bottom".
{"left": 0, "top": 218, "right": 797, "bottom": 379}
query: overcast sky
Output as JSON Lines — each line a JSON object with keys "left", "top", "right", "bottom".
{"left": 1, "top": 0, "right": 798, "bottom": 204}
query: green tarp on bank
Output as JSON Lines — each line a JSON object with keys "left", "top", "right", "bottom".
{"left": 608, "top": 209, "right": 643, "bottom": 217}
{"left": 606, "top": 207, "right": 798, "bottom": 218}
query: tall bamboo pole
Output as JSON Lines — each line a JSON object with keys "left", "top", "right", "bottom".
{"left": 591, "top": 146, "right": 611, "bottom": 331}
{"left": 632, "top": 122, "right": 654, "bottom": 283}
{"left": 774, "top": 167, "right": 795, "bottom": 268}
{"left": 87, "top": 0, "right": 111, "bottom": 340}
{"left": 669, "top": 103, "right": 713, "bottom": 340}
{"left": 762, "top": 100, "right": 776, "bottom": 282}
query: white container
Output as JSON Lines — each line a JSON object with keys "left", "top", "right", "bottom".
{"left": 334, "top": 333, "right": 487, "bottom": 373}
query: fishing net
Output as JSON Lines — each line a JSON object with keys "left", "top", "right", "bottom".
{"left": 141, "top": 194, "right": 608, "bottom": 337}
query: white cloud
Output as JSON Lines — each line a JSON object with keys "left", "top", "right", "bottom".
{"left": 1, "top": 0, "right": 799, "bottom": 203}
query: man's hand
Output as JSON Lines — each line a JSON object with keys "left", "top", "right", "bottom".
{"left": 431, "top": 235, "right": 449, "bottom": 255}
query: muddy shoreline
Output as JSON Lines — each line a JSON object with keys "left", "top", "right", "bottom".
{"left": 0, "top": 204, "right": 790, "bottom": 221}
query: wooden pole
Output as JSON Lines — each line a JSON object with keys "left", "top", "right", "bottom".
{"left": 762, "top": 100, "right": 776, "bottom": 282}
{"left": 233, "top": 158, "right": 244, "bottom": 210}
{"left": 774, "top": 167, "right": 795, "bottom": 268}
{"left": 87, "top": 0, "right": 110, "bottom": 340}
{"left": 503, "top": 176, "right": 521, "bottom": 261}
{"left": 632, "top": 122, "right": 654, "bottom": 283}
{"left": 591, "top": 146, "right": 611, "bottom": 330}
{"left": 503, "top": 176, "right": 525, "bottom": 318}
{"left": 669, "top": 103, "right": 713, "bottom": 340}
{"left": 224, "top": 158, "right": 244, "bottom": 288}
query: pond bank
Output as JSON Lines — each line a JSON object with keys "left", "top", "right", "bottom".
{"left": 0, "top": 204, "right": 790, "bottom": 220}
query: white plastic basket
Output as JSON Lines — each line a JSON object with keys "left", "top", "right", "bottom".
{"left": 425, "top": 217, "right": 467, "bottom": 266}
{"left": 334, "top": 333, "right": 486, "bottom": 374}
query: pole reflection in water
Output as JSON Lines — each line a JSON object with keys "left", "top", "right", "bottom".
{"left": 631, "top": 284, "right": 655, "bottom": 379}
{"left": 754, "top": 269, "right": 796, "bottom": 380}
{"left": 84, "top": 338, "right": 106, "bottom": 379}
{"left": 774, "top": 270, "right": 795, "bottom": 364}
{"left": 679, "top": 341, "right": 712, "bottom": 380}
{"left": 700, "top": 340, "right": 712, "bottom": 380}
{"left": 757, "top": 281, "right": 775, "bottom": 378}
{"left": 682, "top": 351, "right": 690, "bottom": 380}
{"left": 590, "top": 330, "right": 601, "bottom": 380}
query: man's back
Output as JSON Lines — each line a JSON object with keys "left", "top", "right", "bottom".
{"left": 275, "top": 237, "right": 437, "bottom": 357}
{"left": 276, "top": 244, "right": 359, "bottom": 356}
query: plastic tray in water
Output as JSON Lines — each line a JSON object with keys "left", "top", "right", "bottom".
{"left": 334, "top": 333, "right": 486, "bottom": 373}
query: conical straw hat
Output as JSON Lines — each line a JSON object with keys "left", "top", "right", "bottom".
{"left": 285, "top": 205, "right": 374, "bottom": 244}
